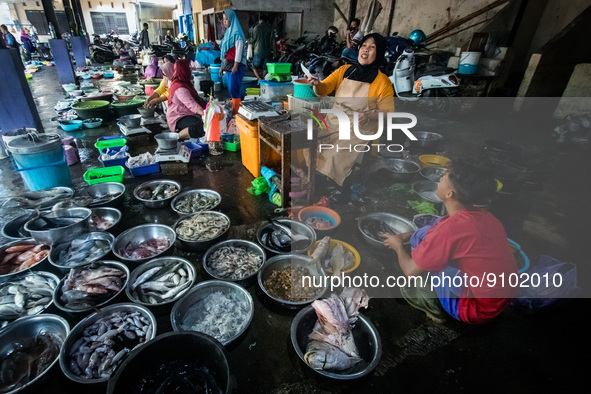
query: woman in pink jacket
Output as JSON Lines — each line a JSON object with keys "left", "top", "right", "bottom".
{"left": 167, "top": 60, "right": 207, "bottom": 140}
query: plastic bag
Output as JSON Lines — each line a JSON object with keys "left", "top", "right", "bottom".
{"left": 512, "top": 255, "right": 580, "bottom": 314}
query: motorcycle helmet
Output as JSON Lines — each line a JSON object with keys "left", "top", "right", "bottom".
{"left": 409, "top": 29, "right": 426, "bottom": 46}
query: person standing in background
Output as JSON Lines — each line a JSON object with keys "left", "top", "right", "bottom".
{"left": 341, "top": 18, "right": 363, "bottom": 62}
{"left": 139, "top": 23, "right": 150, "bottom": 50}
{"left": 1, "top": 25, "right": 19, "bottom": 50}
{"left": 20, "top": 29, "right": 33, "bottom": 61}
{"left": 220, "top": 9, "right": 247, "bottom": 116}
{"left": 250, "top": 14, "right": 274, "bottom": 80}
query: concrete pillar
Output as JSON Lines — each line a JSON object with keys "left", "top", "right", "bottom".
{"left": 0, "top": 49, "right": 44, "bottom": 133}
{"left": 71, "top": 37, "right": 87, "bottom": 68}
{"left": 49, "top": 39, "right": 76, "bottom": 84}
{"left": 41, "top": 0, "right": 63, "bottom": 37}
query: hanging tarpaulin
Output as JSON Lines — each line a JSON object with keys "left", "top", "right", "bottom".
{"left": 360, "top": 0, "right": 383, "bottom": 34}
{"left": 181, "top": 0, "right": 192, "bottom": 15}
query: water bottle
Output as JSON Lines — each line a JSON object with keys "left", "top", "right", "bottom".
{"left": 49, "top": 23, "right": 56, "bottom": 39}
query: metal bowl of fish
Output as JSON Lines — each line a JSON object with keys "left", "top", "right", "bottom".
{"left": 59, "top": 303, "right": 156, "bottom": 384}
{"left": 1, "top": 211, "right": 36, "bottom": 239}
{"left": 0, "top": 239, "right": 51, "bottom": 279}
{"left": 256, "top": 219, "right": 316, "bottom": 255}
{"left": 126, "top": 257, "right": 196, "bottom": 307}
{"left": 0, "top": 271, "right": 59, "bottom": 329}
{"left": 174, "top": 211, "right": 231, "bottom": 252}
{"left": 357, "top": 213, "right": 417, "bottom": 250}
{"left": 0, "top": 314, "right": 69, "bottom": 392}
{"left": 257, "top": 254, "right": 327, "bottom": 308}
{"left": 171, "top": 189, "right": 222, "bottom": 215}
{"left": 75, "top": 182, "right": 126, "bottom": 208}
{"left": 24, "top": 207, "right": 92, "bottom": 245}
{"left": 170, "top": 280, "right": 254, "bottom": 346}
{"left": 112, "top": 224, "right": 176, "bottom": 263}
{"left": 48, "top": 232, "right": 115, "bottom": 271}
{"left": 203, "top": 240, "right": 266, "bottom": 284}
{"left": 420, "top": 166, "right": 447, "bottom": 182}
{"left": 291, "top": 304, "right": 382, "bottom": 380}
{"left": 383, "top": 158, "right": 421, "bottom": 182}
{"left": 133, "top": 180, "right": 181, "bottom": 209}
{"left": 52, "top": 261, "right": 129, "bottom": 314}
{"left": 2, "top": 186, "right": 74, "bottom": 211}
{"left": 88, "top": 207, "right": 122, "bottom": 232}
{"left": 412, "top": 180, "right": 442, "bottom": 203}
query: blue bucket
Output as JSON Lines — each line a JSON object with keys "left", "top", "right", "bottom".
{"left": 7, "top": 133, "right": 72, "bottom": 191}
{"left": 210, "top": 65, "right": 221, "bottom": 83}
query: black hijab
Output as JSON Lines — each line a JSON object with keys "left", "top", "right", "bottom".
{"left": 343, "top": 33, "right": 387, "bottom": 84}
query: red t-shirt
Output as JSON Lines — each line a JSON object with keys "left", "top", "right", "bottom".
{"left": 225, "top": 46, "right": 235, "bottom": 61}
{"left": 412, "top": 210, "right": 518, "bottom": 324}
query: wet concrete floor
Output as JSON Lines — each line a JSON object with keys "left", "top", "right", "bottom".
{"left": 0, "top": 67, "right": 589, "bottom": 393}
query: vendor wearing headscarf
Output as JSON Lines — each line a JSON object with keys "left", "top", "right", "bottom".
{"left": 167, "top": 60, "right": 208, "bottom": 140}
{"left": 220, "top": 9, "right": 247, "bottom": 115}
{"left": 144, "top": 60, "right": 175, "bottom": 109}
{"left": 144, "top": 54, "right": 163, "bottom": 79}
{"left": 20, "top": 29, "right": 34, "bottom": 61}
{"left": 306, "top": 33, "right": 394, "bottom": 187}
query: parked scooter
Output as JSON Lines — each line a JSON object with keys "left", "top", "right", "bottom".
{"left": 90, "top": 42, "right": 117, "bottom": 63}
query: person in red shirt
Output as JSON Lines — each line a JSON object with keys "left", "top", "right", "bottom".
{"left": 383, "top": 159, "right": 518, "bottom": 324}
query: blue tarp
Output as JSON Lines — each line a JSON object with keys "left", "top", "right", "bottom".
{"left": 195, "top": 42, "right": 221, "bottom": 67}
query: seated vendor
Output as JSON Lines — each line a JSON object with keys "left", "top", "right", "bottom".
{"left": 144, "top": 59, "right": 174, "bottom": 109}
{"left": 382, "top": 159, "right": 518, "bottom": 324}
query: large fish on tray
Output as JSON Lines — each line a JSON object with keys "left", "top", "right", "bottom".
{"left": 304, "top": 288, "right": 370, "bottom": 371}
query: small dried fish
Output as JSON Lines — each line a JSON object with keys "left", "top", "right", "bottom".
{"left": 137, "top": 183, "right": 179, "bottom": 201}
{"left": 68, "top": 310, "right": 152, "bottom": 380}
{"left": 0, "top": 272, "right": 57, "bottom": 326}
{"left": 131, "top": 261, "right": 192, "bottom": 304}
{"left": 176, "top": 213, "right": 229, "bottom": 242}
{"left": 173, "top": 192, "right": 219, "bottom": 214}
{"left": 207, "top": 246, "right": 263, "bottom": 280}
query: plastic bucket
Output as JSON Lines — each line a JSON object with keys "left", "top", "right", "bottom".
{"left": 458, "top": 52, "right": 481, "bottom": 74}
{"left": 7, "top": 133, "right": 72, "bottom": 191}
{"left": 210, "top": 65, "right": 221, "bottom": 83}
{"left": 293, "top": 79, "right": 316, "bottom": 98}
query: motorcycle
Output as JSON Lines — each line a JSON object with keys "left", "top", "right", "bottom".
{"left": 390, "top": 46, "right": 460, "bottom": 115}
{"left": 90, "top": 42, "right": 117, "bottom": 63}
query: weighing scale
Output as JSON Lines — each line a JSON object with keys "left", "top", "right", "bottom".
{"left": 118, "top": 123, "right": 152, "bottom": 136}
{"left": 238, "top": 101, "right": 280, "bottom": 120}
{"left": 154, "top": 145, "right": 190, "bottom": 163}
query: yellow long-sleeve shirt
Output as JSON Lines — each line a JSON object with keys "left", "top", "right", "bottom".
{"left": 314, "top": 64, "right": 394, "bottom": 111}
{"left": 153, "top": 79, "right": 168, "bottom": 98}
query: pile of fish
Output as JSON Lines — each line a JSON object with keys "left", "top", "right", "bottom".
{"left": 304, "top": 216, "right": 334, "bottom": 230}
{"left": 26, "top": 214, "right": 84, "bottom": 230}
{"left": 132, "top": 361, "right": 223, "bottom": 394}
{"left": 0, "top": 273, "right": 57, "bottom": 327}
{"left": 56, "top": 235, "right": 111, "bottom": 268}
{"left": 305, "top": 288, "right": 370, "bottom": 372}
{"left": 126, "top": 152, "right": 156, "bottom": 169}
{"left": 184, "top": 291, "right": 250, "bottom": 343}
{"left": 264, "top": 266, "right": 321, "bottom": 302}
{"left": 0, "top": 331, "right": 62, "bottom": 392}
{"left": 311, "top": 237, "right": 356, "bottom": 277}
{"left": 259, "top": 220, "right": 311, "bottom": 253}
{"left": 100, "top": 146, "right": 128, "bottom": 162}
{"left": 130, "top": 261, "right": 192, "bottom": 304}
{"left": 207, "top": 245, "right": 263, "bottom": 279}
{"left": 120, "top": 237, "right": 170, "bottom": 260}
{"left": 2, "top": 187, "right": 73, "bottom": 210}
{"left": 60, "top": 264, "right": 127, "bottom": 310}
{"left": 360, "top": 218, "right": 398, "bottom": 241}
{"left": 173, "top": 192, "right": 219, "bottom": 214}
{"left": 0, "top": 243, "right": 50, "bottom": 275}
{"left": 176, "top": 213, "right": 229, "bottom": 242}
{"left": 136, "top": 183, "right": 179, "bottom": 201}
{"left": 88, "top": 214, "right": 115, "bottom": 231}
{"left": 67, "top": 310, "right": 153, "bottom": 380}
{"left": 72, "top": 190, "right": 122, "bottom": 207}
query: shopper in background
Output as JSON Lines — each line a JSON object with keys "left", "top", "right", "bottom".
{"left": 139, "top": 23, "right": 150, "bottom": 50}
{"left": 220, "top": 9, "right": 247, "bottom": 116}
{"left": 250, "top": 14, "right": 274, "bottom": 80}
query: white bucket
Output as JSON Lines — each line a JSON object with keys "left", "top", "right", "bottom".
{"left": 458, "top": 51, "right": 481, "bottom": 74}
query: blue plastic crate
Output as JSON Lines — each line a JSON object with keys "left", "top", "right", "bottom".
{"left": 99, "top": 146, "right": 129, "bottom": 167}
{"left": 197, "top": 143, "right": 209, "bottom": 155}
{"left": 180, "top": 142, "right": 206, "bottom": 162}
{"left": 128, "top": 162, "right": 160, "bottom": 177}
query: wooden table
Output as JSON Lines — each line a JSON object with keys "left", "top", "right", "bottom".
{"left": 258, "top": 114, "right": 318, "bottom": 208}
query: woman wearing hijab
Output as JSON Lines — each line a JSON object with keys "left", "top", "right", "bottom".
{"left": 20, "top": 29, "right": 34, "bottom": 61}
{"left": 305, "top": 33, "right": 394, "bottom": 187}
{"left": 144, "top": 59, "right": 175, "bottom": 109}
{"left": 144, "top": 54, "right": 163, "bottom": 79}
{"left": 167, "top": 60, "right": 208, "bottom": 140}
{"left": 220, "top": 9, "right": 247, "bottom": 115}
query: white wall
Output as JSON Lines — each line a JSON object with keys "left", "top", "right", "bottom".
{"left": 80, "top": 1, "right": 138, "bottom": 36}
